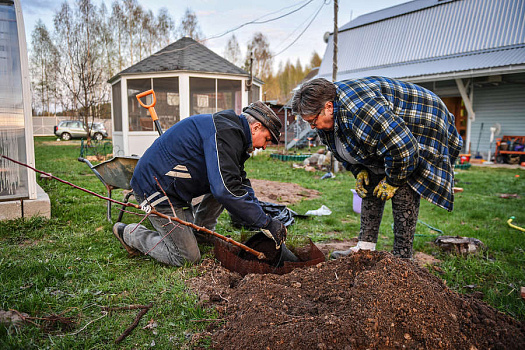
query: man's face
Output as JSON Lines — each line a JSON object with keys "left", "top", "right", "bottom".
{"left": 251, "top": 122, "right": 273, "bottom": 150}
{"left": 302, "top": 101, "right": 334, "bottom": 131}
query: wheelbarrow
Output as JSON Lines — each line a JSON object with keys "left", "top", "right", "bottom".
{"left": 78, "top": 156, "right": 139, "bottom": 222}
{"left": 77, "top": 89, "right": 163, "bottom": 222}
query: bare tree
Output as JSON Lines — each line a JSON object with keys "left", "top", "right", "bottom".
{"left": 142, "top": 9, "right": 155, "bottom": 56}
{"left": 134, "top": 6, "right": 146, "bottom": 61}
{"left": 99, "top": 2, "right": 115, "bottom": 78}
{"left": 224, "top": 34, "right": 241, "bottom": 66}
{"left": 244, "top": 32, "right": 273, "bottom": 79}
{"left": 30, "top": 20, "right": 59, "bottom": 115}
{"left": 111, "top": 1, "right": 127, "bottom": 71}
{"left": 29, "top": 0, "right": 179, "bottom": 124}
{"left": 75, "top": 0, "right": 104, "bottom": 134}
{"left": 157, "top": 7, "right": 175, "bottom": 48}
{"left": 54, "top": 1, "right": 79, "bottom": 115}
{"left": 177, "top": 8, "right": 203, "bottom": 41}
{"left": 52, "top": 0, "right": 108, "bottom": 137}
{"left": 308, "top": 51, "right": 322, "bottom": 69}
{"left": 122, "top": 0, "right": 139, "bottom": 65}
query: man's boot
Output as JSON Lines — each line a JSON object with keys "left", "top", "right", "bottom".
{"left": 330, "top": 241, "right": 376, "bottom": 259}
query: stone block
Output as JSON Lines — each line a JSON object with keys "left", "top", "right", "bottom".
{"left": 0, "top": 200, "right": 22, "bottom": 220}
{"left": 22, "top": 184, "right": 51, "bottom": 219}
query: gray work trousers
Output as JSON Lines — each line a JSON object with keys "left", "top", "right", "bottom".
{"left": 358, "top": 173, "right": 421, "bottom": 259}
{"left": 123, "top": 193, "right": 224, "bottom": 266}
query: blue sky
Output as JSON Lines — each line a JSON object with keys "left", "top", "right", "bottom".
{"left": 20, "top": 0, "right": 408, "bottom": 71}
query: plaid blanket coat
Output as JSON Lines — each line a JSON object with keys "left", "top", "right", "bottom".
{"left": 317, "top": 76, "right": 463, "bottom": 211}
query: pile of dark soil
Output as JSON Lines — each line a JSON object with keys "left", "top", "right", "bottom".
{"left": 188, "top": 251, "right": 525, "bottom": 349}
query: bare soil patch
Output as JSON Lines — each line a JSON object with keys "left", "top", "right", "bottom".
{"left": 40, "top": 141, "right": 80, "bottom": 146}
{"left": 313, "top": 238, "right": 358, "bottom": 256}
{"left": 193, "top": 179, "right": 318, "bottom": 208}
{"left": 250, "top": 179, "right": 319, "bottom": 206}
{"left": 188, "top": 251, "right": 525, "bottom": 349}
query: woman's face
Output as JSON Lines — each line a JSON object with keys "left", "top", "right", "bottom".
{"left": 302, "top": 101, "right": 334, "bottom": 131}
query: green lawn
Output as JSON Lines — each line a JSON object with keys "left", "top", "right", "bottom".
{"left": 1, "top": 137, "right": 524, "bottom": 348}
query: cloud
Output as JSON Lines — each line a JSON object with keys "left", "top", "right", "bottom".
{"left": 196, "top": 10, "right": 216, "bottom": 17}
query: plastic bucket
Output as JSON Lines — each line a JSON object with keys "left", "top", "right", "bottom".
{"left": 351, "top": 189, "right": 362, "bottom": 214}
{"left": 459, "top": 154, "right": 471, "bottom": 164}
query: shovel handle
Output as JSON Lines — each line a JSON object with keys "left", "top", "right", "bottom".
{"left": 136, "top": 90, "right": 158, "bottom": 121}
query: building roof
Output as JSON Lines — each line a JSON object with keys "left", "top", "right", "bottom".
{"left": 333, "top": 44, "right": 525, "bottom": 82}
{"left": 339, "top": 0, "right": 456, "bottom": 31}
{"left": 318, "top": 0, "right": 525, "bottom": 82}
{"left": 109, "top": 37, "right": 252, "bottom": 83}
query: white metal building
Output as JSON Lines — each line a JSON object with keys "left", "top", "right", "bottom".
{"left": 319, "top": 0, "right": 525, "bottom": 158}
{"left": 108, "top": 37, "right": 262, "bottom": 156}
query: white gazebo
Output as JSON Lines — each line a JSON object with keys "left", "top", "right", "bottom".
{"left": 108, "top": 37, "right": 262, "bottom": 156}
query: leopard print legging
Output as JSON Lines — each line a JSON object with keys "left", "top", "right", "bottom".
{"left": 358, "top": 172, "right": 420, "bottom": 259}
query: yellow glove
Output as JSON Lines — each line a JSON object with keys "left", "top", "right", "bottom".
{"left": 355, "top": 170, "right": 369, "bottom": 198}
{"left": 373, "top": 177, "right": 398, "bottom": 201}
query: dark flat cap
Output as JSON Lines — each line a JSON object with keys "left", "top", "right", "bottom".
{"left": 243, "top": 101, "right": 282, "bottom": 144}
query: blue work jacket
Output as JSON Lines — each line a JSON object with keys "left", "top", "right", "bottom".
{"left": 130, "top": 110, "right": 269, "bottom": 228}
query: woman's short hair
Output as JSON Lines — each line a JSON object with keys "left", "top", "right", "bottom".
{"left": 291, "top": 78, "right": 336, "bottom": 116}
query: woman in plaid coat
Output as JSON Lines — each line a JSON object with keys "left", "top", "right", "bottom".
{"left": 292, "top": 76, "right": 462, "bottom": 259}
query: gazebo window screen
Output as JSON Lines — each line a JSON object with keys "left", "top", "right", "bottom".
{"left": 0, "top": 2, "right": 28, "bottom": 200}
{"left": 190, "top": 77, "right": 242, "bottom": 116}
{"left": 127, "top": 78, "right": 152, "bottom": 131}
{"left": 218, "top": 79, "right": 242, "bottom": 114}
{"left": 127, "top": 77, "right": 181, "bottom": 131}
{"left": 190, "top": 77, "right": 216, "bottom": 115}
{"left": 112, "top": 81, "right": 122, "bottom": 131}
{"left": 152, "top": 77, "right": 179, "bottom": 131}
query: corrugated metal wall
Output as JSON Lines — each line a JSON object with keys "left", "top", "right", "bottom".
{"left": 469, "top": 76, "right": 525, "bottom": 157}
{"left": 319, "top": 0, "right": 525, "bottom": 76}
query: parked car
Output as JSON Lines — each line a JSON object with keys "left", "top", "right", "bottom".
{"left": 54, "top": 120, "right": 108, "bottom": 141}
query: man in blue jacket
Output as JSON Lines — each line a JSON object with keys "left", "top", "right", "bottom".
{"left": 292, "top": 77, "right": 462, "bottom": 259}
{"left": 112, "top": 101, "right": 286, "bottom": 266}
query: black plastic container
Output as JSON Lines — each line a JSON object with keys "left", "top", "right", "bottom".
{"left": 239, "top": 231, "right": 299, "bottom": 267}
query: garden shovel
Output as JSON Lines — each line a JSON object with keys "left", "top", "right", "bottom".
{"left": 136, "top": 89, "right": 163, "bottom": 136}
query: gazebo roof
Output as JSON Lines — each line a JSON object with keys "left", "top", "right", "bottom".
{"left": 109, "top": 37, "right": 250, "bottom": 83}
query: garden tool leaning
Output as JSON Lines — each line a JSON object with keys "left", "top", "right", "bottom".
{"left": 136, "top": 89, "right": 163, "bottom": 136}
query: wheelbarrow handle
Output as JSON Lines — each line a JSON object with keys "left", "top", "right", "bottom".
{"left": 78, "top": 157, "right": 107, "bottom": 186}
{"left": 136, "top": 90, "right": 159, "bottom": 122}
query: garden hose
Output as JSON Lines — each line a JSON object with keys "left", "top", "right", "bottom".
{"left": 391, "top": 220, "right": 444, "bottom": 237}
{"left": 507, "top": 216, "right": 525, "bottom": 232}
